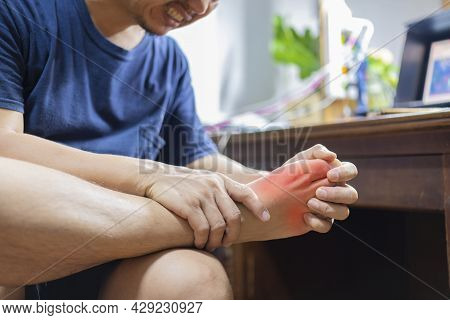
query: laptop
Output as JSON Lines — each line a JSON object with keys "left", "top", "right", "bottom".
{"left": 394, "top": 9, "right": 450, "bottom": 109}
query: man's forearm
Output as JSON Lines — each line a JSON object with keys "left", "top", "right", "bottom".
{"left": 0, "top": 157, "right": 194, "bottom": 286}
{"left": 0, "top": 129, "right": 157, "bottom": 196}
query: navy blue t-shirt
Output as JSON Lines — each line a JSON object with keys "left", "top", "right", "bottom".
{"left": 0, "top": 0, "right": 217, "bottom": 165}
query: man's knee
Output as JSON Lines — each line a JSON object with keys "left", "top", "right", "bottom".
{"left": 155, "top": 249, "right": 233, "bottom": 299}
{"left": 100, "top": 249, "right": 233, "bottom": 300}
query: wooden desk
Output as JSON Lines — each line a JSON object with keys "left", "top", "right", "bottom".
{"left": 215, "top": 110, "right": 450, "bottom": 299}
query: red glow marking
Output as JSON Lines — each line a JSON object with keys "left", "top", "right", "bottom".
{"left": 249, "top": 159, "right": 331, "bottom": 234}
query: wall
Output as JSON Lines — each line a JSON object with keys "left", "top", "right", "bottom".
{"left": 346, "top": 0, "right": 443, "bottom": 65}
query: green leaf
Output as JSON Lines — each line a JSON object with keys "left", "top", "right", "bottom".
{"left": 270, "top": 15, "right": 320, "bottom": 79}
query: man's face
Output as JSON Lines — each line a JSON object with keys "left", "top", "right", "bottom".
{"left": 120, "top": 0, "right": 219, "bottom": 35}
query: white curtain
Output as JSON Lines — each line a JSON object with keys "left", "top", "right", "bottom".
{"left": 171, "top": 10, "right": 222, "bottom": 124}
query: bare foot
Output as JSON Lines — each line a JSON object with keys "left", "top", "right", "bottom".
{"left": 238, "top": 159, "right": 332, "bottom": 243}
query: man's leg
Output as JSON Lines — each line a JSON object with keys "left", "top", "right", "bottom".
{"left": 99, "top": 160, "right": 331, "bottom": 300}
{"left": 100, "top": 249, "right": 232, "bottom": 300}
{"left": 239, "top": 159, "right": 333, "bottom": 242}
{"left": 0, "top": 157, "right": 330, "bottom": 298}
{"left": 0, "top": 156, "right": 197, "bottom": 286}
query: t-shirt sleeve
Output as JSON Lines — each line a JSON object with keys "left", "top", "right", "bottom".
{"left": 0, "top": 2, "right": 25, "bottom": 113}
{"left": 158, "top": 46, "right": 218, "bottom": 166}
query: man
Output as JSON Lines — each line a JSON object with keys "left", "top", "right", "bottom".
{"left": 0, "top": 0, "right": 358, "bottom": 299}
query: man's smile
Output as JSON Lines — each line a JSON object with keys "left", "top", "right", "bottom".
{"left": 165, "top": 1, "right": 195, "bottom": 27}
{"left": 165, "top": 2, "right": 193, "bottom": 24}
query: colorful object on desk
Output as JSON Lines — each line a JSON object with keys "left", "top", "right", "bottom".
{"left": 355, "top": 59, "right": 368, "bottom": 116}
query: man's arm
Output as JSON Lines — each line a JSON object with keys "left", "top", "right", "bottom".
{"left": 0, "top": 109, "right": 153, "bottom": 196}
{"left": 0, "top": 109, "right": 268, "bottom": 251}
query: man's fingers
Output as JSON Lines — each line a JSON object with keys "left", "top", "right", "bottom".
{"left": 311, "top": 144, "right": 337, "bottom": 162}
{"left": 315, "top": 184, "right": 359, "bottom": 205}
{"left": 201, "top": 199, "right": 227, "bottom": 252}
{"left": 223, "top": 177, "right": 269, "bottom": 222}
{"left": 186, "top": 209, "right": 210, "bottom": 249}
{"left": 327, "top": 162, "right": 358, "bottom": 183}
{"left": 215, "top": 193, "right": 242, "bottom": 247}
{"left": 308, "top": 177, "right": 334, "bottom": 200}
{"left": 307, "top": 198, "right": 350, "bottom": 220}
{"left": 329, "top": 158, "right": 342, "bottom": 169}
{"left": 304, "top": 213, "right": 333, "bottom": 233}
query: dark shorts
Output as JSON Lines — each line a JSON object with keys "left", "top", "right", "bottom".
{"left": 25, "top": 261, "right": 119, "bottom": 300}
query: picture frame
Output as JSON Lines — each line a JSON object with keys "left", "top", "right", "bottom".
{"left": 423, "top": 39, "right": 450, "bottom": 105}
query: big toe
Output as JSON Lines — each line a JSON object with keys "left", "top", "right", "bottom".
{"left": 285, "top": 159, "right": 331, "bottom": 181}
{"left": 307, "top": 159, "right": 332, "bottom": 181}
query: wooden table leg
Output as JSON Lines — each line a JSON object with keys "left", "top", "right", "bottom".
{"left": 444, "top": 154, "right": 450, "bottom": 288}
{"left": 227, "top": 244, "right": 248, "bottom": 299}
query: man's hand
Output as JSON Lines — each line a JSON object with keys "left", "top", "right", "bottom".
{"left": 284, "top": 144, "right": 358, "bottom": 233}
{"left": 142, "top": 164, "right": 269, "bottom": 251}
